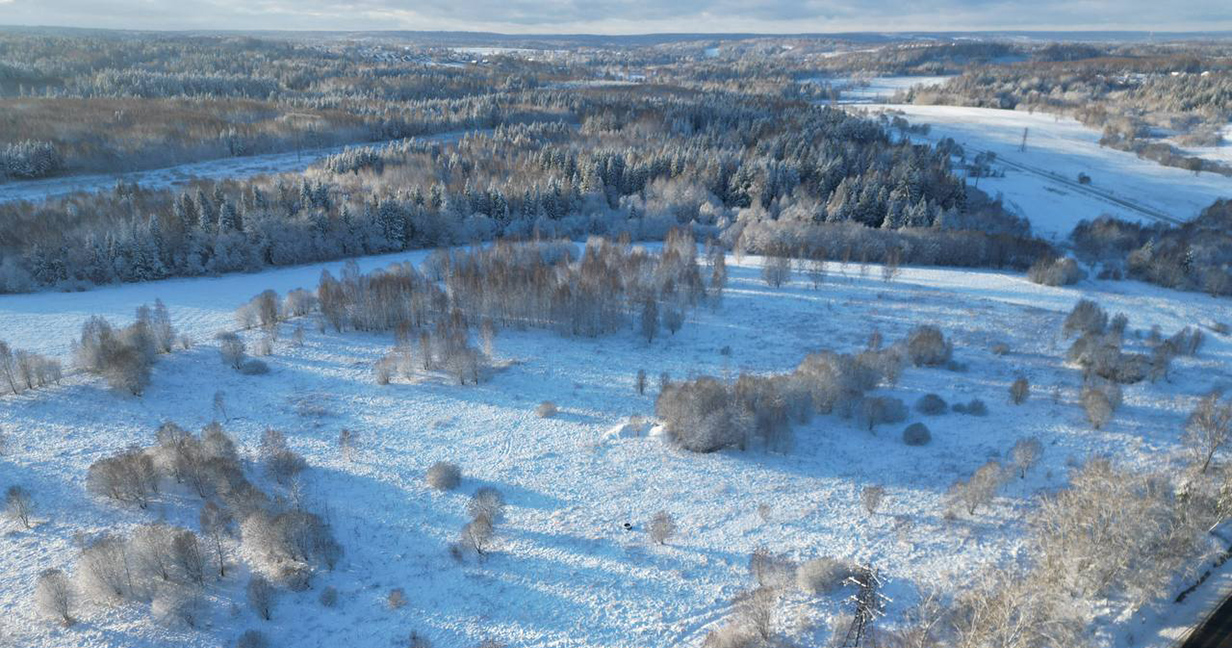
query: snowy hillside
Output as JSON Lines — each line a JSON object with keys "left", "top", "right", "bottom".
{"left": 2, "top": 251, "right": 1228, "bottom": 648}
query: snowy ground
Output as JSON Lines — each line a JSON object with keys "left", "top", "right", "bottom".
{"left": 0, "top": 130, "right": 477, "bottom": 206}
{"left": 2, "top": 250, "right": 1230, "bottom": 648}
{"left": 853, "top": 103, "right": 1232, "bottom": 239}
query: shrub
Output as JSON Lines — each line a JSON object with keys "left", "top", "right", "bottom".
{"left": 408, "top": 632, "right": 434, "bottom": 648}
{"left": 319, "top": 586, "right": 338, "bottom": 608}
{"left": 796, "top": 557, "right": 854, "bottom": 594}
{"left": 1027, "top": 256, "right": 1084, "bottom": 286}
{"left": 1010, "top": 377, "right": 1030, "bottom": 404}
{"left": 861, "top": 484, "right": 885, "bottom": 514}
{"left": 991, "top": 342, "right": 1010, "bottom": 355}
{"left": 246, "top": 575, "right": 276, "bottom": 621}
{"left": 426, "top": 462, "right": 461, "bottom": 491}
{"left": 237, "top": 630, "right": 270, "bottom": 648}
{"left": 906, "top": 325, "right": 952, "bottom": 366}
{"left": 535, "top": 401, "right": 558, "bottom": 418}
{"left": 1063, "top": 299, "right": 1107, "bottom": 337}
{"left": 648, "top": 510, "right": 676, "bottom": 545}
{"left": 239, "top": 359, "right": 270, "bottom": 375}
{"left": 387, "top": 588, "right": 407, "bottom": 610}
{"left": 35, "top": 568, "right": 74, "bottom": 626}
{"left": 656, "top": 377, "right": 748, "bottom": 452}
{"left": 902, "top": 422, "right": 932, "bottom": 446}
{"left": 914, "top": 393, "right": 948, "bottom": 415}
{"left": 467, "top": 487, "right": 505, "bottom": 521}
{"left": 858, "top": 396, "right": 908, "bottom": 431}
{"left": 952, "top": 398, "right": 988, "bottom": 416}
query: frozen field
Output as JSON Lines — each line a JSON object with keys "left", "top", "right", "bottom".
{"left": 2, "top": 251, "right": 1229, "bottom": 647}
{"left": 856, "top": 103, "right": 1232, "bottom": 239}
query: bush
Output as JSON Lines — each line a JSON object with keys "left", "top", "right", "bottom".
{"left": 237, "top": 630, "right": 270, "bottom": 648}
{"left": 914, "top": 393, "right": 948, "bottom": 415}
{"left": 649, "top": 510, "right": 676, "bottom": 545}
{"left": 902, "top": 422, "right": 932, "bottom": 446}
{"left": 1027, "top": 256, "right": 1084, "bottom": 286}
{"left": 861, "top": 484, "right": 885, "bottom": 514}
{"left": 906, "top": 325, "right": 952, "bottom": 367}
{"left": 319, "top": 586, "right": 338, "bottom": 608}
{"left": 952, "top": 398, "right": 988, "bottom": 416}
{"left": 1081, "top": 383, "right": 1119, "bottom": 429}
{"left": 1064, "top": 299, "right": 1107, "bottom": 337}
{"left": 535, "top": 401, "right": 558, "bottom": 418}
{"left": 239, "top": 359, "right": 270, "bottom": 375}
{"left": 1010, "top": 437, "right": 1044, "bottom": 478}
{"left": 387, "top": 588, "right": 407, "bottom": 609}
{"left": 1010, "top": 377, "right": 1030, "bottom": 404}
{"left": 858, "top": 396, "right": 908, "bottom": 431}
{"left": 656, "top": 377, "right": 749, "bottom": 452}
{"left": 426, "top": 462, "right": 461, "bottom": 491}
{"left": 796, "top": 557, "right": 854, "bottom": 595}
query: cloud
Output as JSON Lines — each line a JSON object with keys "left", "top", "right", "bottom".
{"left": 0, "top": 0, "right": 1229, "bottom": 33}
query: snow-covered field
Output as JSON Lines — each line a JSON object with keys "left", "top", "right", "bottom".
{"left": 0, "top": 130, "right": 476, "bottom": 206}
{"left": 2, "top": 250, "right": 1229, "bottom": 647}
{"left": 855, "top": 103, "right": 1232, "bottom": 239}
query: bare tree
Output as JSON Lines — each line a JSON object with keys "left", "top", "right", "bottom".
{"left": 1009, "top": 437, "right": 1044, "bottom": 479}
{"left": 949, "top": 460, "right": 1005, "bottom": 515}
{"left": 467, "top": 487, "right": 505, "bottom": 522}
{"left": 648, "top": 510, "right": 676, "bottom": 545}
{"left": 35, "top": 568, "right": 75, "bottom": 626}
{"left": 1185, "top": 390, "right": 1232, "bottom": 473}
{"left": 5, "top": 484, "right": 34, "bottom": 528}
{"left": 247, "top": 574, "right": 276, "bottom": 620}
{"left": 217, "top": 332, "right": 246, "bottom": 369}
{"left": 171, "top": 529, "right": 207, "bottom": 586}
{"left": 460, "top": 515, "right": 494, "bottom": 556}
{"left": 199, "top": 501, "right": 231, "bottom": 578}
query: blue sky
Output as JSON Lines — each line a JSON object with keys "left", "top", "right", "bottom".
{"left": 0, "top": 0, "right": 1229, "bottom": 33}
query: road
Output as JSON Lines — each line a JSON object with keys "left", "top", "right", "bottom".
{"left": 972, "top": 146, "right": 1186, "bottom": 226}
{"left": 1183, "top": 592, "right": 1232, "bottom": 648}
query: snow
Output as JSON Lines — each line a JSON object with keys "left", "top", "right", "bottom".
{"left": 1168, "top": 122, "right": 1232, "bottom": 167}
{"left": 0, "top": 130, "right": 477, "bottom": 206}
{"left": 2, "top": 250, "right": 1229, "bottom": 647}
{"left": 855, "top": 103, "right": 1232, "bottom": 239}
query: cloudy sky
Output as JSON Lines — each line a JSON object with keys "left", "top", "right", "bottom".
{"left": 0, "top": 0, "right": 1229, "bottom": 34}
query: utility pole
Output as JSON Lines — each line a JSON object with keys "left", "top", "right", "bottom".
{"left": 1020, "top": 127, "right": 1029, "bottom": 153}
{"left": 840, "top": 565, "right": 891, "bottom": 647}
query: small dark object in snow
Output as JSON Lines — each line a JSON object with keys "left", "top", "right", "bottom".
{"left": 622, "top": 522, "right": 633, "bottom": 531}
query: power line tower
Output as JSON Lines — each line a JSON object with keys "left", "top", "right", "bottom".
{"left": 840, "top": 566, "right": 891, "bottom": 647}
{"left": 1019, "top": 127, "right": 1029, "bottom": 153}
